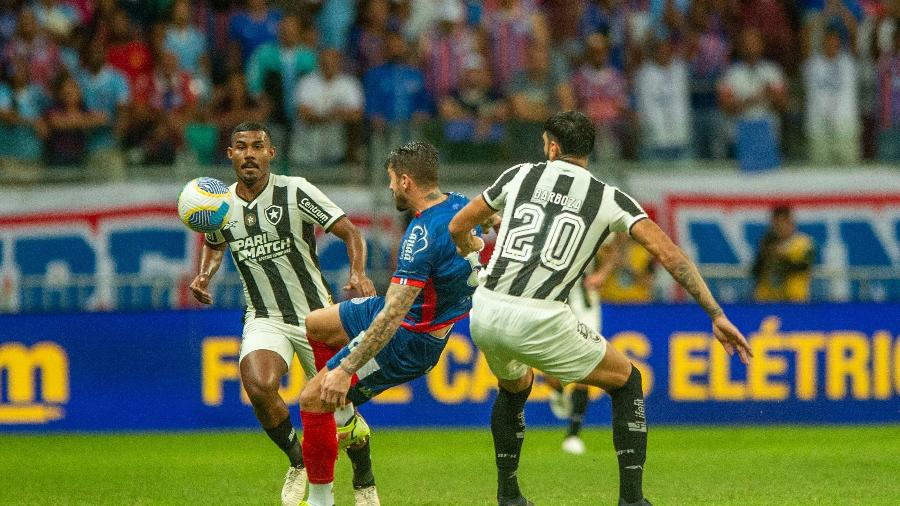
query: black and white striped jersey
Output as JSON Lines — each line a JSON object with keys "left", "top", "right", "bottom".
{"left": 205, "top": 174, "right": 344, "bottom": 324}
{"left": 480, "top": 160, "right": 647, "bottom": 302}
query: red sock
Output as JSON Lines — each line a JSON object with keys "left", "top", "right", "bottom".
{"left": 300, "top": 410, "right": 338, "bottom": 484}
{"left": 309, "top": 338, "right": 340, "bottom": 371}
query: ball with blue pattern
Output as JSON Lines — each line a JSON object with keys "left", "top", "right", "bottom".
{"left": 177, "top": 177, "right": 232, "bottom": 233}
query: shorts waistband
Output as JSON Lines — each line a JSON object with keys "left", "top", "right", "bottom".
{"left": 475, "top": 286, "right": 567, "bottom": 310}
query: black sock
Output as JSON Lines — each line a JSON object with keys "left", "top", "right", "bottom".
{"left": 346, "top": 439, "right": 376, "bottom": 488}
{"left": 265, "top": 416, "right": 303, "bottom": 468}
{"left": 608, "top": 367, "right": 647, "bottom": 504}
{"left": 566, "top": 387, "right": 589, "bottom": 437}
{"left": 491, "top": 381, "right": 532, "bottom": 502}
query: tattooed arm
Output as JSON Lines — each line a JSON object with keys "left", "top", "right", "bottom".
{"left": 319, "top": 282, "right": 422, "bottom": 406}
{"left": 630, "top": 219, "right": 753, "bottom": 364}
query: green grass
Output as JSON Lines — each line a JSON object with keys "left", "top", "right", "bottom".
{"left": 1, "top": 425, "right": 899, "bottom": 505}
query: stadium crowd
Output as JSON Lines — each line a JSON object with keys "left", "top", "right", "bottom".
{"left": 0, "top": 0, "right": 897, "bottom": 173}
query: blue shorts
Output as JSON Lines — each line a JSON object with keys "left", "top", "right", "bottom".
{"left": 327, "top": 296, "right": 449, "bottom": 405}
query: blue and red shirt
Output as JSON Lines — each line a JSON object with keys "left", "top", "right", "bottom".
{"left": 391, "top": 192, "right": 477, "bottom": 333}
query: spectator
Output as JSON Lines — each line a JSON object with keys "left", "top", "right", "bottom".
{"left": 803, "top": 27, "right": 860, "bottom": 164}
{"left": 482, "top": 0, "right": 549, "bottom": 88}
{"left": 211, "top": 71, "right": 268, "bottom": 160}
{"left": 418, "top": 0, "right": 480, "bottom": 99}
{"left": 3, "top": 7, "right": 61, "bottom": 92}
{"left": 543, "top": 0, "right": 584, "bottom": 57}
{"left": 0, "top": 59, "right": 47, "bottom": 164}
{"left": 143, "top": 51, "right": 198, "bottom": 164}
{"left": 105, "top": 8, "right": 153, "bottom": 106}
{"left": 580, "top": 0, "right": 629, "bottom": 71}
{"left": 317, "top": 0, "right": 356, "bottom": 51}
{"left": 876, "top": 29, "right": 900, "bottom": 161}
{"left": 598, "top": 235, "right": 656, "bottom": 303}
{"left": 718, "top": 28, "right": 788, "bottom": 163}
{"left": 44, "top": 73, "right": 107, "bottom": 167}
{"left": 33, "top": 0, "right": 79, "bottom": 41}
{"left": 363, "top": 32, "right": 431, "bottom": 133}
{"left": 228, "top": 0, "right": 282, "bottom": 65}
{"left": 636, "top": 37, "right": 691, "bottom": 160}
{"left": 164, "top": 0, "right": 209, "bottom": 77}
{"left": 76, "top": 39, "right": 130, "bottom": 168}
{"left": 290, "top": 49, "right": 363, "bottom": 166}
{"left": 348, "top": 0, "right": 394, "bottom": 75}
{"left": 438, "top": 54, "right": 508, "bottom": 143}
{"left": 685, "top": 0, "right": 731, "bottom": 159}
{"left": 572, "top": 33, "right": 627, "bottom": 160}
{"left": 739, "top": 0, "right": 797, "bottom": 73}
{"left": 246, "top": 14, "right": 317, "bottom": 127}
{"left": 508, "top": 41, "right": 575, "bottom": 123}
{"left": 85, "top": 0, "right": 117, "bottom": 47}
{"left": 752, "top": 205, "right": 815, "bottom": 303}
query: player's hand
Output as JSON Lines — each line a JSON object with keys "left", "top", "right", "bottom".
{"left": 712, "top": 315, "right": 753, "bottom": 365}
{"left": 344, "top": 270, "right": 376, "bottom": 297}
{"left": 189, "top": 273, "right": 213, "bottom": 305}
{"left": 320, "top": 367, "right": 352, "bottom": 408}
{"left": 456, "top": 235, "right": 485, "bottom": 257}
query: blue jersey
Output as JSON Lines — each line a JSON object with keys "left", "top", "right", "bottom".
{"left": 391, "top": 192, "right": 476, "bottom": 332}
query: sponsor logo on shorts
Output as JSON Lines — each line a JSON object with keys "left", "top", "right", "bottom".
{"left": 576, "top": 322, "right": 602, "bottom": 343}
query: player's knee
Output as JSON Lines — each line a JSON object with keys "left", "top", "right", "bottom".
{"left": 298, "top": 383, "right": 324, "bottom": 411}
{"left": 242, "top": 370, "right": 281, "bottom": 406}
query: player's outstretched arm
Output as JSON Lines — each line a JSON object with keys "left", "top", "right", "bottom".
{"left": 329, "top": 217, "right": 376, "bottom": 297}
{"left": 449, "top": 196, "right": 495, "bottom": 256}
{"left": 320, "top": 282, "right": 422, "bottom": 406}
{"left": 190, "top": 241, "right": 226, "bottom": 305}
{"left": 630, "top": 219, "right": 753, "bottom": 364}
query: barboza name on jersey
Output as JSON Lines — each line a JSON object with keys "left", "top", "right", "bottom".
{"left": 531, "top": 186, "right": 583, "bottom": 212}
{"left": 233, "top": 233, "right": 292, "bottom": 262}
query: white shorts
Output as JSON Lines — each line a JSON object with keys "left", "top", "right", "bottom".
{"left": 567, "top": 279, "right": 601, "bottom": 334}
{"left": 469, "top": 287, "right": 608, "bottom": 384}
{"left": 240, "top": 316, "right": 316, "bottom": 379}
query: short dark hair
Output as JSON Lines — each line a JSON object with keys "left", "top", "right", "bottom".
{"left": 231, "top": 122, "right": 271, "bottom": 143}
{"left": 543, "top": 111, "right": 595, "bottom": 158}
{"left": 772, "top": 205, "right": 792, "bottom": 219}
{"left": 386, "top": 141, "right": 439, "bottom": 187}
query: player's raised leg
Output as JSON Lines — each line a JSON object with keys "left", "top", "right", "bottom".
{"left": 240, "top": 349, "right": 307, "bottom": 506}
{"left": 306, "top": 305, "right": 378, "bottom": 502}
{"left": 493, "top": 371, "right": 536, "bottom": 506}
{"left": 578, "top": 344, "right": 649, "bottom": 506}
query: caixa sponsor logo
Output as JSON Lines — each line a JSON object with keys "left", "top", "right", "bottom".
{"left": 0, "top": 341, "right": 68, "bottom": 424}
{"left": 668, "top": 195, "right": 900, "bottom": 301}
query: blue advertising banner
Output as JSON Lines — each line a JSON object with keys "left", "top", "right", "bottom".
{"left": 1, "top": 303, "right": 898, "bottom": 431}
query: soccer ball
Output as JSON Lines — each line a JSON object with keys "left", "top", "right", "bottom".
{"left": 177, "top": 177, "right": 232, "bottom": 233}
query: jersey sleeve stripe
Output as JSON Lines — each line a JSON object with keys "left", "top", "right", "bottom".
{"left": 296, "top": 187, "right": 335, "bottom": 226}
{"left": 484, "top": 165, "right": 521, "bottom": 203}
{"left": 613, "top": 188, "right": 645, "bottom": 217}
{"left": 391, "top": 276, "right": 426, "bottom": 288}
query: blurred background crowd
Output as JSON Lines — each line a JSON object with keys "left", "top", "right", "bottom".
{"left": 0, "top": 0, "right": 897, "bottom": 178}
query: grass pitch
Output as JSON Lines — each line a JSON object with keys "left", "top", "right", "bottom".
{"left": 1, "top": 425, "right": 898, "bottom": 505}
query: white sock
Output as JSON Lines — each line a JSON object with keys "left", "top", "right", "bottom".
{"left": 333, "top": 403, "right": 355, "bottom": 426}
{"left": 307, "top": 482, "right": 333, "bottom": 506}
